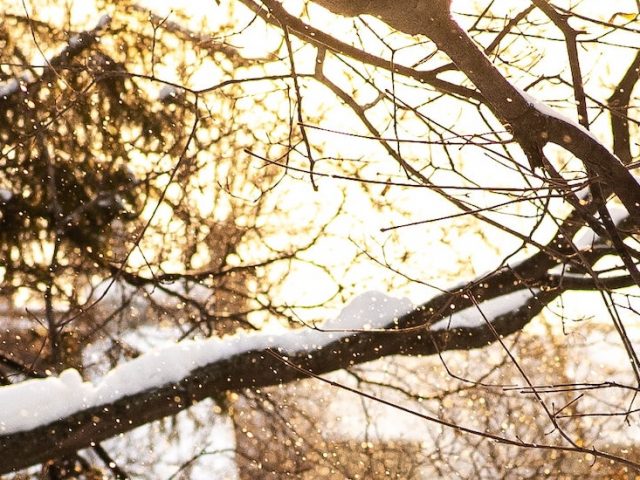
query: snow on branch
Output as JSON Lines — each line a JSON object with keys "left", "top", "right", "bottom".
{"left": 429, "top": 289, "right": 539, "bottom": 331}
{"left": 0, "top": 287, "right": 541, "bottom": 436}
{"left": 0, "top": 73, "right": 34, "bottom": 100}
{"left": 68, "top": 14, "right": 111, "bottom": 49}
{"left": 516, "top": 87, "right": 600, "bottom": 143}
{"left": 0, "top": 291, "right": 413, "bottom": 435}
{"left": 0, "top": 188, "right": 13, "bottom": 202}
{"left": 573, "top": 206, "right": 630, "bottom": 249}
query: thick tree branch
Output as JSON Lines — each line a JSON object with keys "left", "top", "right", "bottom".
{"left": 0, "top": 286, "right": 554, "bottom": 473}
{"left": 309, "top": 0, "right": 640, "bottom": 222}
{"left": 0, "top": 207, "right": 632, "bottom": 472}
{"left": 242, "top": 0, "right": 484, "bottom": 102}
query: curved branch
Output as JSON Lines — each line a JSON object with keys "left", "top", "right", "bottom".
{"left": 0, "top": 211, "right": 632, "bottom": 473}
{"left": 309, "top": 0, "right": 640, "bottom": 222}
{"left": 0, "top": 287, "right": 553, "bottom": 473}
{"left": 242, "top": 0, "right": 484, "bottom": 102}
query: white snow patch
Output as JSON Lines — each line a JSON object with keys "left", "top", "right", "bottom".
{"left": 0, "top": 69, "right": 38, "bottom": 99}
{"left": 160, "top": 406, "right": 238, "bottom": 479}
{"left": 69, "top": 35, "right": 84, "bottom": 49}
{"left": 575, "top": 184, "right": 591, "bottom": 203}
{"left": 322, "top": 290, "right": 414, "bottom": 331}
{"left": 0, "top": 189, "right": 12, "bottom": 202}
{"left": 0, "top": 79, "right": 19, "bottom": 99}
{"left": 96, "top": 193, "right": 123, "bottom": 209}
{"left": 158, "top": 84, "right": 183, "bottom": 101}
{"left": 574, "top": 206, "right": 630, "bottom": 249}
{"left": 430, "top": 289, "right": 538, "bottom": 331}
{"left": 96, "top": 14, "right": 111, "bottom": 29}
{"left": 0, "top": 291, "right": 413, "bottom": 435}
{"left": 69, "top": 15, "right": 111, "bottom": 48}
{"left": 96, "top": 396, "right": 237, "bottom": 479}
{"left": 517, "top": 88, "right": 600, "bottom": 143}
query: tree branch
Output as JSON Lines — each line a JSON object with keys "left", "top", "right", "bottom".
{"left": 0, "top": 286, "right": 553, "bottom": 473}
{"left": 309, "top": 0, "right": 640, "bottom": 222}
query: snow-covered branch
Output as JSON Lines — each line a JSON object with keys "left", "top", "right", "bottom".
{"left": 0, "top": 288, "right": 550, "bottom": 473}
{"left": 3, "top": 207, "right": 630, "bottom": 473}
{"left": 0, "top": 292, "right": 412, "bottom": 436}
